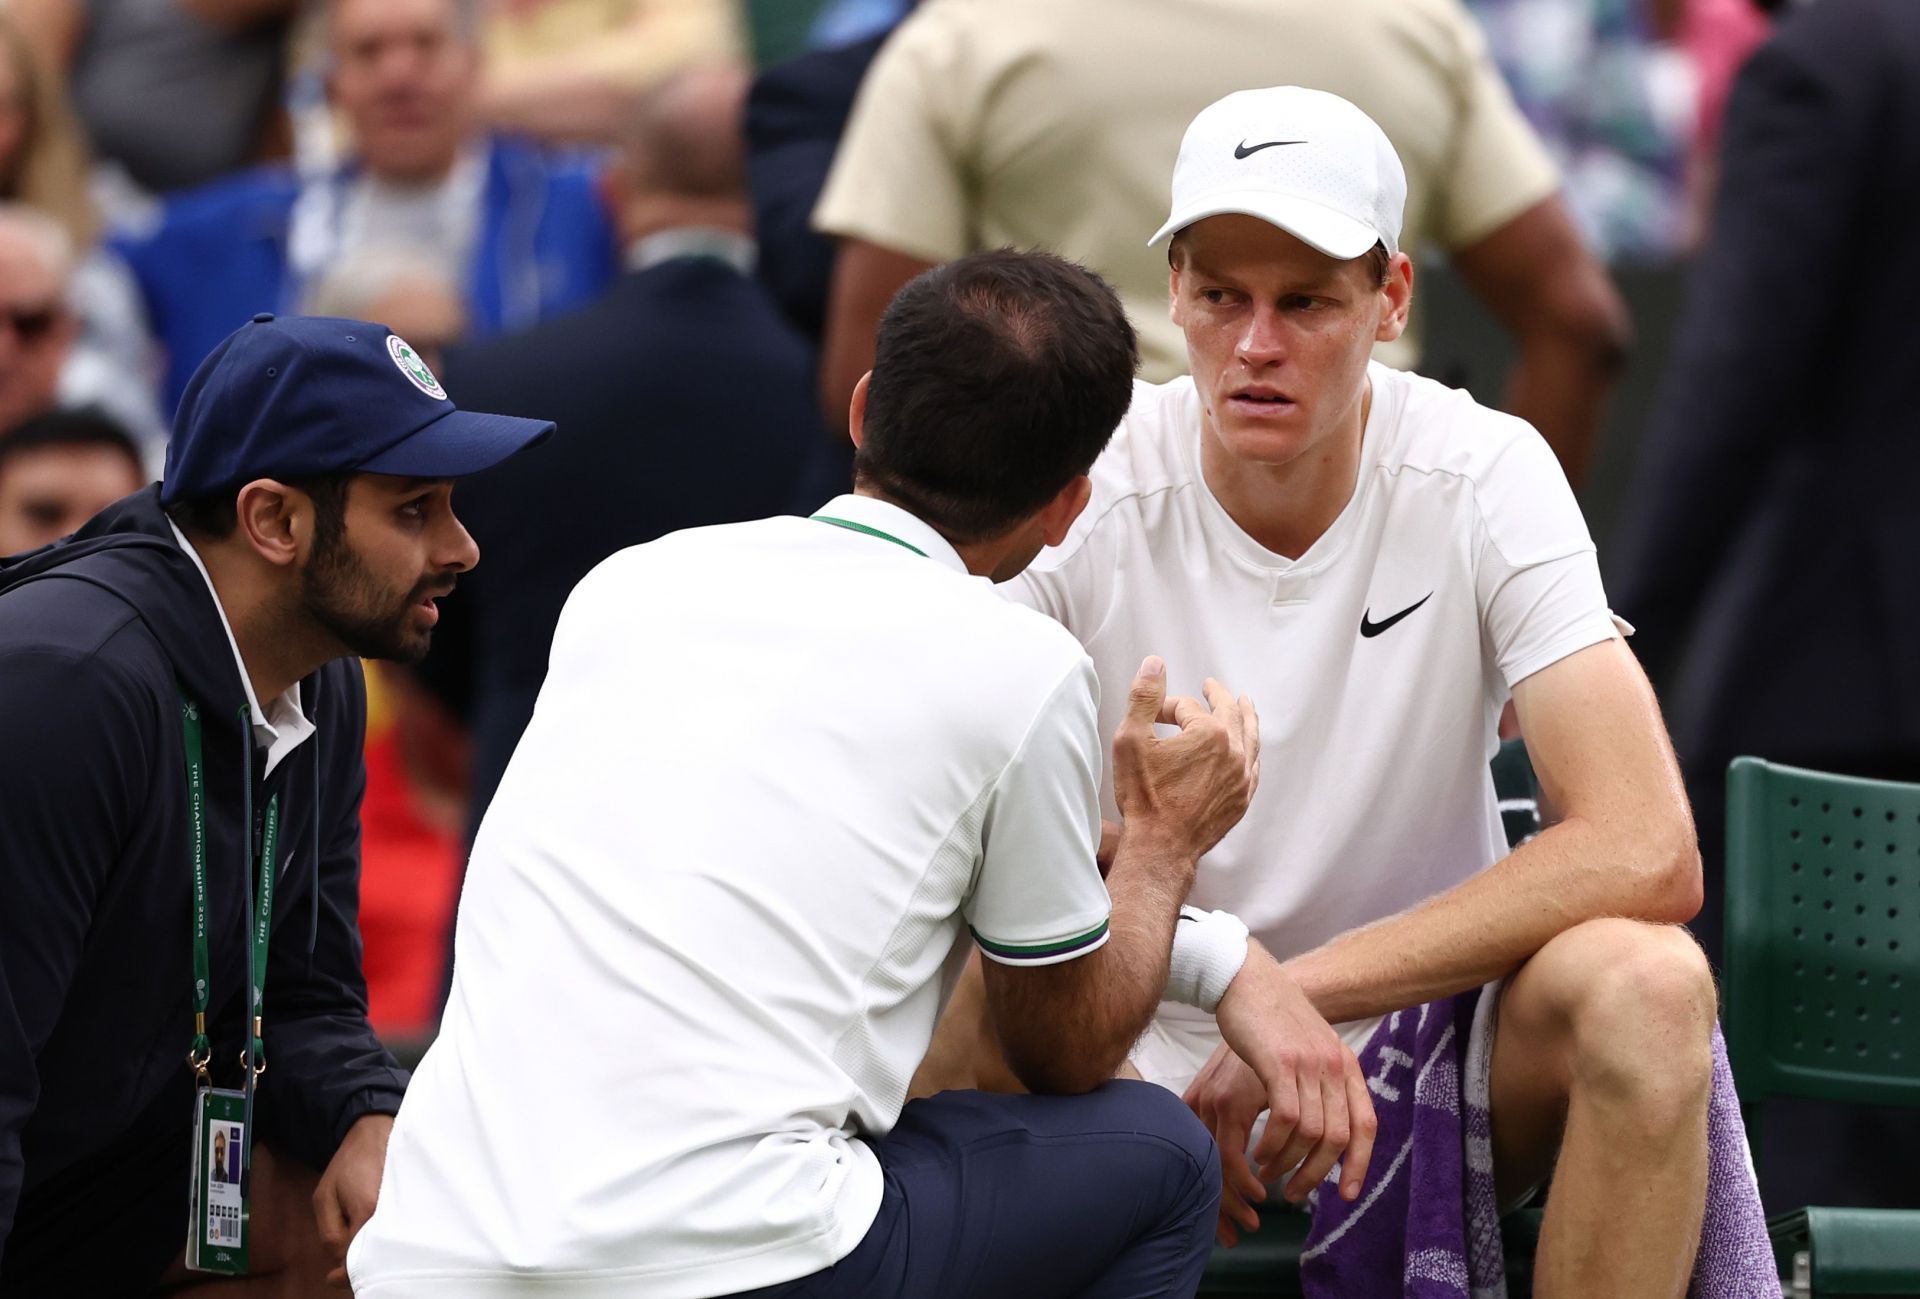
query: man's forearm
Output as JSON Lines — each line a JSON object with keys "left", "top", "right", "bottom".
{"left": 988, "top": 665, "right": 1258, "bottom": 1092}
{"left": 1502, "top": 330, "right": 1621, "bottom": 488}
{"left": 989, "top": 827, "right": 1196, "bottom": 1092}
{"left": 1283, "top": 812, "right": 1695, "bottom": 1025}
{"left": 1094, "top": 827, "right": 1201, "bottom": 1031}
{"left": 1448, "top": 194, "right": 1629, "bottom": 488}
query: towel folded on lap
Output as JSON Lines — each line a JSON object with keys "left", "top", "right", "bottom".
{"left": 1299, "top": 986, "right": 1779, "bottom": 1298}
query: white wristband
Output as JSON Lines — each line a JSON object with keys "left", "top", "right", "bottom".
{"left": 1165, "top": 906, "right": 1250, "bottom": 1013}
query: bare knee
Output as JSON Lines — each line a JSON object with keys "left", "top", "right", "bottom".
{"left": 1559, "top": 920, "right": 1716, "bottom": 1110}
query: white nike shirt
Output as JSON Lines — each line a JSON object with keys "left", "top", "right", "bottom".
{"left": 1009, "top": 362, "right": 1622, "bottom": 1080}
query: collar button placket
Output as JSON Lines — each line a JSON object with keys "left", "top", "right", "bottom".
{"left": 1270, "top": 571, "right": 1315, "bottom": 607}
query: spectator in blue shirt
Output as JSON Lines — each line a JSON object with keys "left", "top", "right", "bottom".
{"left": 113, "top": 0, "right": 618, "bottom": 413}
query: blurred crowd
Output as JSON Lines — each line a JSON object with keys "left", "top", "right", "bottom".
{"left": 2, "top": 0, "right": 1913, "bottom": 1213}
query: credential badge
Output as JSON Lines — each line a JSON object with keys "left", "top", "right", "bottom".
{"left": 387, "top": 334, "right": 448, "bottom": 400}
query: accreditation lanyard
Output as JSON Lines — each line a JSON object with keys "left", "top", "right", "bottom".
{"left": 181, "top": 691, "right": 279, "bottom": 1097}
{"left": 810, "top": 513, "right": 929, "bottom": 557}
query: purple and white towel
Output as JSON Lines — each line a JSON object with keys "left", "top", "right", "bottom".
{"left": 1296, "top": 987, "right": 1779, "bottom": 1298}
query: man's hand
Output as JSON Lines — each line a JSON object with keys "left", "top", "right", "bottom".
{"left": 313, "top": 1112, "right": 393, "bottom": 1287}
{"left": 1110, "top": 656, "right": 1259, "bottom": 861}
{"left": 1185, "top": 950, "right": 1377, "bottom": 1245}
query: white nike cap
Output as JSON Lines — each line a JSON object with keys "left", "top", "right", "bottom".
{"left": 1148, "top": 86, "right": 1408, "bottom": 259}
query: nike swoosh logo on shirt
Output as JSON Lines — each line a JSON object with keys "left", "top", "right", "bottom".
{"left": 1234, "top": 139, "right": 1306, "bottom": 159}
{"left": 1359, "top": 592, "right": 1433, "bottom": 638}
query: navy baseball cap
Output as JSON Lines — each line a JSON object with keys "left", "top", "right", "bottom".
{"left": 160, "top": 313, "right": 554, "bottom": 506}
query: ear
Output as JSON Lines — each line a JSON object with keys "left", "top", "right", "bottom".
{"left": 1168, "top": 264, "right": 1185, "bottom": 328}
{"left": 848, "top": 371, "right": 873, "bottom": 451}
{"left": 233, "top": 479, "right": 307, "bottom": 569}
{"left": 1374, "top": 253, "right": 1415, "bottom": 344}
{"left": 1037, "top": 474, "right": 1094, "bottom": 547}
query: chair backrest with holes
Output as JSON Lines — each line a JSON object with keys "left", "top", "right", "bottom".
{"left": 1724, "top": 757, "right": 1920, "bottom": 1115}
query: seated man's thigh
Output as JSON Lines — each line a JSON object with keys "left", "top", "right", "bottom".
{"left": 828, "top": 1082, "right": 1221, "bottom": 1299}
{"left": 1489, "top": 917, "right": 1716, "bottom": 1202}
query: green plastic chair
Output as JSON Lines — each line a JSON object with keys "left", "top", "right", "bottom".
{"left": 1770, "top": 1209, "right": 1920, "bottom": 1298}
{"left": 1724, "top": 757, "right": 1920, "bottom": 1297}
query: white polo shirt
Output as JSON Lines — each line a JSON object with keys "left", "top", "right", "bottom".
{"left": 349, "top": 495, "right": 1112, "bottom": 1298}
{"left": 1009, "top": 363, "right": 1622, "bottom": 1083}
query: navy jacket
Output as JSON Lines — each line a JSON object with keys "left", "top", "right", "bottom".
{"left": 1607, "top": 0, "right": 1920, "bottom": 769}
{"left": 436, "top": 256, "right": 844, "bottom": 835}
{"left": 745, "top": 34, "right": 888, "bottom": 344}
{"left": 0, "top": 488, "right": 406, "bottom": 1267}
{"left": 112, "top": 136, "right": 618, "bottom": 413}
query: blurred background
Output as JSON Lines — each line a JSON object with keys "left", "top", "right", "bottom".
{"left": 1, "top": 0, "right": 1912, "bottom": 1228}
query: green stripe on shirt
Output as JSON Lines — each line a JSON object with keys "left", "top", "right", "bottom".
{"left": 971, "top": 919, "right": 1110, "bottom": 960}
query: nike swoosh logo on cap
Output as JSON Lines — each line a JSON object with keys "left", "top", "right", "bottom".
{"left": 1234, "top": 139, "right": 1306, "bottom": 159}
{"left": 1359, "top": 592, "right": 1433, "bottom": 638}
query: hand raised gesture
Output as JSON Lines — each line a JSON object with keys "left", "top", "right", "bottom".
{"left": 1110, "top": 656, "right": 1260, "bottom": 861}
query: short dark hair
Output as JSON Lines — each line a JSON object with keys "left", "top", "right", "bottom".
{"left": 855, "top": 249, "right": 1138, "bottom": 544}
{"left": 164, "top": 472, "right": 352, "bottom": 553}
{"left": 0, "top": 407, "right": 144, "bottom": 482}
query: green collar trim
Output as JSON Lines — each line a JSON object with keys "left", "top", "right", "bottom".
{"left": 811, "top": 515, "right": 929, "bottom": 558}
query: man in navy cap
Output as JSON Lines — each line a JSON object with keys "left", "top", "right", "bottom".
{"left": 0, "top": 313, "right": 553, "bottom": 1294}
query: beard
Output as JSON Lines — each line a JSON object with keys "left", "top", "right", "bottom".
{"left": 301, "top": 531, "right": 452, "bottom": 665}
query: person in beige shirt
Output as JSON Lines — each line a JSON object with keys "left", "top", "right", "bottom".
{"left": 812, "top": 0, "right": 1629, "bottom": 482}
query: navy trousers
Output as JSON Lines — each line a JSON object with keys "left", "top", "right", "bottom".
{"left": 727, "top": 1080, "right": 1221, "bottom": 1299}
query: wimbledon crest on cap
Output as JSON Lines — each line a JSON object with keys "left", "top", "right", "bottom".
{"left": 387, "top": 333, "right": 448, "bottom": 401}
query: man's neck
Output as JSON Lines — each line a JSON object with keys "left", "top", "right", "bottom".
{"left": 619, "top": 197, "right": 751, "bottom": 251}
{"left": 848, "top": 484, "right": 1016, "bottom": 580}
{"left": 625, "top": 225, "right": 756, "bottom": 277}
{"left": 365, "top": 147, "right": 466, "bottom": 191}
{"left": 192, "top": 540, "right": 333, "bottom": 705}
{"left": 1199, "top": 380, "right": 1371, "bottom": 561}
